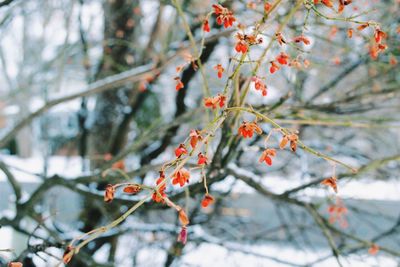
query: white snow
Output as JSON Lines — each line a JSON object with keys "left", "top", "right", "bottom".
{"left": 0, "top": 155, "right": 83, "bottom": 183}
{"left": 211, "top": 163, "right": 400, "bottom": 201}
{"left": 1, "top": 155, "right": 399, "bottom": 201}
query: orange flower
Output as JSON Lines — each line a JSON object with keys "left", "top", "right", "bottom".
{"left": 152, "top": 171, "right": 166, "bottom": 203}
{"left": 214, "top": 64, "right": 225, "bottom": 78}
{"left": 264, "top": 2, "right": 272, "bottom": 13}
{"left": 104, "top": 184, "right": 115, "bottom": 203}
{"left": 63, "top": 245, "right": 74, "bottom": 264}
{"left": 175, "top": 144, "right": 188, "bottom": 158}
{"left": 369, "top": 43, "right": 387, "bottom": 60}
{"left": 368, "top": 243, "right": 379, "bottom": 255}
{"left": 290, "top": 135, "right": 299, "bottom": 152}
{"left": 347, "top": 28, "right": 353, "bottom": 38}
{"left": 369, "top": 45, "right": 379, "bottom": 60}
{"left": 357, "top": 23, "right": 369, "bottom": 31}
{"left": 203, "top": 19, "right": 210, "bottom": 32}
{"left": 338, "top": 2, "right": 344, "bottom": 13}
{"left": 112, "top": 160, "right": 125, "bottom": 171}
{"left": 279, "top": 135, "right": 288, "bottom": 149}
{"left": 279, "top": 133, "right": 299, "bottom": 152}
{"left": 293, "top": 35, "right": 311, "bottom": 45}
{"left": 234, "top": 33, "right": 263, "bottom": 54}
{"left": 174, "top": 77, "right": 184, "bottom": 91}
{"left": 259, "top": 148, "right": 277, "bottom": 166}
{"left": 8, "top": 263, "right": 23, "bottom": 267}
{"left": 269, "top": 61, "right": 280, "bottom": 74}
{"left": 321, "top": 0, "right": 333, "bottom": 7}
{"left": 321, "top": 176, "right": 338, "bottom": 193}
{"left": 378, "top": 43, "right": 388, "bottom": 51}
{"left": 244, "top": 34, "right": 262, "bottom": 45}
{"left": 123, "top": 184, "right": 141, "bottom": 194}
{"left": 251, "top": 76, "right": 268, "bottom": 96}
{"left": 238, "top": 121, "right": 262, "bottom": 138}
{"left": 235, "top": 40, "right": 248, "bottom": 53}
{"left": 276, "top": 52, "right": 290, "bottom": 65}
{"left": 189, "top": 129, "right": 202, "bottom": 149}
{"left": 374, "top": 28, "right": 387, "bottom": 44}
{"left": 337, "top": 0, "right": 352, "bottom": 13}
{"left": 204, "top": 94, "right": 226, "bottom": 109}
{"left": 178, "top": 208, "right": 190, "bottom": 225}
{"left": 172, "top": 168, "right": 190, "bottom": 187}
{"left": 275, "top": 32, "right": 286, "bottom": 46}
{"left": 201, "top": 194, "right": 215, "bottom": 208}
{"left": 197, "top": 153, "right": 208, "bottom": 165}
{"left": 212, "top": 4, "right": 236, "bottom": 28}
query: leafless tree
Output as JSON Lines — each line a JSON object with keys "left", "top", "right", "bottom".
{"left": 0, "top": 0, "right": 399, "bottom": 266}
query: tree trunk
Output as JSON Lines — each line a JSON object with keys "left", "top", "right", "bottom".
{"left": 70, "top": 1, "right": 139, "bottom": 266}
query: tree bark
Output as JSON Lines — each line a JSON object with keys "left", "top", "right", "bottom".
{"left": 70, "top": 1, "right": 139, "bottom": 266}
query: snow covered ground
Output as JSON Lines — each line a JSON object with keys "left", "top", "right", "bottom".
{"left": 0, "top": 155, "right": 84, "bottom": 183}
{"left": 1, "top": 229, "right": 397, "bottom": 267}
{"left": 1, "top": 155, "right": 400, "bottom": 201}
{"left": 1, "top": 155, "right": 399, "bottom": 266}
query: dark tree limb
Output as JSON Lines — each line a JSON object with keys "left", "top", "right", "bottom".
{"left": 307, "top": 57, "right": 366, "bottom": 103}
{"left": 0, "top": 0, "right": 15, "bottom": 8}
{"left": 140, "top": 37, "right": 220, "bottom": 164}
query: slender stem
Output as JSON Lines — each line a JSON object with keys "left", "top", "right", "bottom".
{"left": 66, "top": 195, "right": 151, "bottom": 261}
{"left": 172, "top": 0, "right": 211, "bottom": 97}
{"left": 226, "top": 106, "right": 358, "bottom": 173}
{"left": 308, "top": 0, "right": 379, "bottom": 26}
